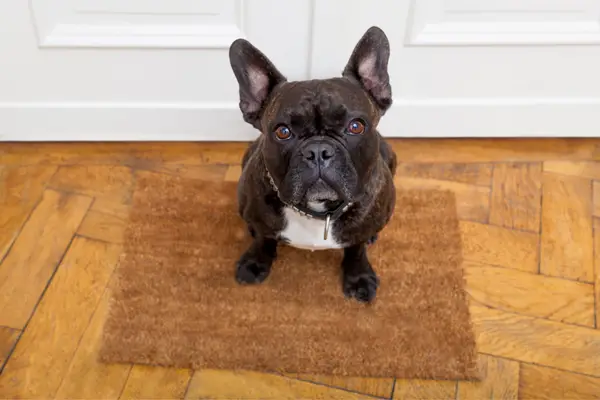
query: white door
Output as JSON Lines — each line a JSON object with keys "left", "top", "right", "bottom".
{"left": 0, "top": 0, "right": 313, "bottom": 141}
{"left": 1, "top": 0, "right": 599, "bottom": 140}
{"left": 310, "top": 0, "right": 600, "bottom": 137}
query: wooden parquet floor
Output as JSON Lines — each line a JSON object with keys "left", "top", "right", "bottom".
{"left": 1, "top": 138, "right": 600, "bottom": 399}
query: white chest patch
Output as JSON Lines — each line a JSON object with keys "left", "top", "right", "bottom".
{"left": 279, "top": 205, "right": 343, "bottom": 251}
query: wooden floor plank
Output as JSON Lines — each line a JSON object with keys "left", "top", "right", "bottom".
{"left": 489, "top": 163, "right": 542, "bottom": 232}
{"left": 395, "top": 163, "right": 493, "bottom": 186}
{"left": 465, "top": 262, "right": 595, "bottom": 326}
{"left": 543, "top": 160, "right": 600, "bottom": 180}
{"left": 0, "top": 237, "right": 122, "bottom": 398}
{"left": 185, "top": 370, "right": 372, "bottom": 400}
{"left": 146, "top": 163, "right": 229, "bottom": 181}
{"left": 54, "top": 291, "right": 131, "bottom": 399}
{"left": 0, "top": 165, "right": 57, "bottom": 260}
{"left": 540, "top": 172, "right": 594, "bottom": 282}
{"left": 0, "top": 326, "right": 20, "bottom": 368}
{"left": 457, "top": 355, "right": 519, "bottom": 400}
{"left": 288, "top": 374, "right": 394, "bottom": 399}
{"left": 390, "top": 138, "right": 600, "bottom": 163}
{"left": 78, "top": 210, "right": 126, "bottom": 244}
{"left": 594, "top": 182, "right": 600, "bottom": 217}
{"left": 78, "top": 207, "right": 129, "bottom": 244}
{"left": 393, "top": 379, "right": 457, "bottom": 399}
{"left": 519, "top": 364, "right": 600, "bottom": 399}
{"left": 0, "top": 165, "right": 57, "bottom": 205}
{"left": 119, "top": 366, "right": 192, "bottom": 400}
{"left": 595, "top": 218, "right": 600, "bottom": 329}
{"left": 395, "top": 176, "right": 490, "bottom": 222}
{"left": 460, "top": 222, "right": 539, "bottom": 273}
{"left": 0, "top": 189, "right": 91, "bottom": 329}
{"left": 0, "top": 142, "right": 249, "bottom": 166}
{"left": 50, "top": 165, "right": 134, "bottom": 204}
{"left": 471, "top": 304, "right": 600, "bottom": 377}
{"left": 77, "top": 199, "right": 131, "bottom": 244}
{"left": 224, "top": 164, "right": 242, "bottom": 182}
{"left": 88, "top": 198, "right": 132, "bottom": 220}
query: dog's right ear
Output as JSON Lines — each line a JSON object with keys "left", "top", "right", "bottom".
{"left": 229, "top": 39, "right": 287, "bottom": 129}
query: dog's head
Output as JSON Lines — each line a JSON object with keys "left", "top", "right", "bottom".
{"left": 229, "top": 26, "right": 392, "bottom": 213}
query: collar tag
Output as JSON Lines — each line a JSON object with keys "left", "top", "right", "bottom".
{"left": 324, "top": 214, "right": 331, "bottom": 240}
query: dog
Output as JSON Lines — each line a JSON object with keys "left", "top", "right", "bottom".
{"left": 228, "top": 26, "right": 397, "bottom": 303}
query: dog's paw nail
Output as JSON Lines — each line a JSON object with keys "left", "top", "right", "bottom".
{"left": 235, "top": 259, "right": 271, "bottom": 284}
{"left": 356, "top": 287, "right": 370, "bottom": 302}
{"left": 343, "top": 273, "right": 379, "bottom": 303}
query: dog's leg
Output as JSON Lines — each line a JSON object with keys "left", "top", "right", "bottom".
{"left": 235, "top": 236, "right": 277, "bottom": 284}
{"left": 341, "top": 243, "right": 379, "bottom": 303}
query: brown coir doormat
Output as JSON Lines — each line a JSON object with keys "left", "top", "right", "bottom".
{"left": 98, "top": 172, "right": 478, "bottom": 379}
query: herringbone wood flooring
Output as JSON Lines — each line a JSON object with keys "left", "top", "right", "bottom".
{"left": 1, "top": 139, "right": 600, "bottom": 399}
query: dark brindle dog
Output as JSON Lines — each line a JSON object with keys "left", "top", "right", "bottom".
{"left": 228, "top": 26, "right": 397, "bottom": 303}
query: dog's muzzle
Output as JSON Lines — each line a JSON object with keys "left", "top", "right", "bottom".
{"left": 264, "top": 165, "right": 353, "bottom": 240}
{"left": 297, "top": 137, "right": 352, "bottom": 199}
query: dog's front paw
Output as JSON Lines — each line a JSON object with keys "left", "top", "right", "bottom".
{"left": 343, "top": 272, "right": 379, "bottom": 303}
{"left": 235, "top": 257, "right": 271, "bottom": 284}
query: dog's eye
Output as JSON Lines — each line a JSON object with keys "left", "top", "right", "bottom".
{"left": 274, "top": 125, "right": 292, "bottom": 140}
{"left": 347, "top": 119, "right": 366, "bottom": 135}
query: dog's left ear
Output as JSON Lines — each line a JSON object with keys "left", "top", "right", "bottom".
{"left": 343, "top": 26, "right": 392, "bottom": 113}
{"left": 229, "top": 39, "right": 287, "bottom": 129}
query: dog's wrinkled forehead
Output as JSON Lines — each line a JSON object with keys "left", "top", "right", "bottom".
{"left": 263, "top": 78, "right": 376, "bottom": 135}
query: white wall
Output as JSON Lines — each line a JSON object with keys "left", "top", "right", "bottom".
{"left": 1, "top": 0, "right": 600, "bottom": 140}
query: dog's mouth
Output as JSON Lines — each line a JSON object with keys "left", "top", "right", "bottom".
{"left": 302, "top": 179, "right": 344, "bottom": 213}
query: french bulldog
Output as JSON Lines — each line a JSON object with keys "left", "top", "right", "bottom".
{"left": 228, "top": 26, "right": 397, "bottom": 303}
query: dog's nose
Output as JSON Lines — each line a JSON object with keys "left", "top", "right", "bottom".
{"left": 303, "top": 142, "right": 335, "bottom": 167}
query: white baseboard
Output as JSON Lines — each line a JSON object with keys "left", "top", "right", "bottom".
{"left": 379, "top": 98, "right": 600, "bottom": 138}
{"left": 1, "top": 98, "right": 600, "bottom": 141}
{"left": 0, "top": 102, "right": 258, "bottom": 141}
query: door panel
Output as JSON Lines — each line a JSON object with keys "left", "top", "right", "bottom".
{"left": 31, "top": 0, "right": 244, "bottom": 48}
{"left": 0, "top": 0, "right": 312, "bottom": 140}
{"left": 310, "top": 0, "right": 600, "bottom": 137}
{"left": 407, "top": 0, "right": 600, "bottom": 46}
